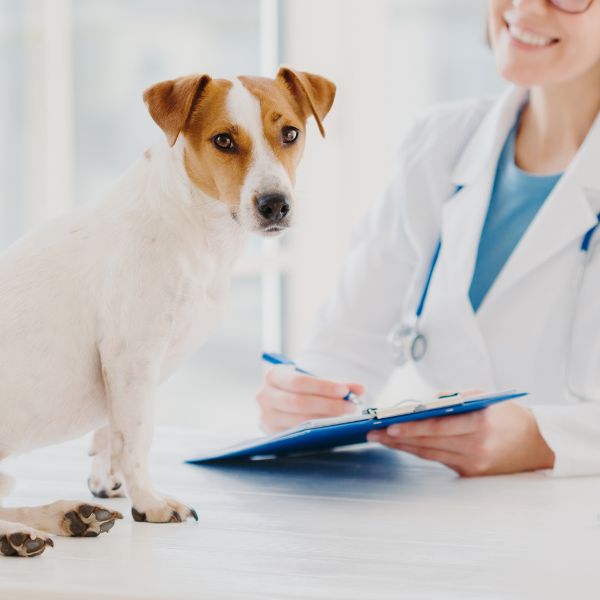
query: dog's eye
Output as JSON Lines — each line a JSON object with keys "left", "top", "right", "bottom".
{"left": 213, "top": 133, "right": 235, "bottom": 151}
{"left": 281, "top": 126, "right": 299, "bottom": 144}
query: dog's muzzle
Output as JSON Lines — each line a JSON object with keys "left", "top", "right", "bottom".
{"left": 255, "top": 193, "right": 290, "bottom": 225}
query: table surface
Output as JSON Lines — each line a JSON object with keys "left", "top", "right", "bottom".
{"left": 0, "top": 428, "right": 599, "bottom": 600}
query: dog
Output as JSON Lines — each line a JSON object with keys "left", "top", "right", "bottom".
{"left": 0, "top": 67, "right": 336, "bottom": 556}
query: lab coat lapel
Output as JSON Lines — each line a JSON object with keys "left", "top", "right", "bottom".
{"left": 444, "top": 85, "right": 529, "bottom": 292}
{"left": 422, "top": 86, "right": 528, "bottom": 389}
{"left": 429, "top": 182, "right": 495, "bottom": 388}
{"left": 484, "top": 110, "right": 600, "bottom": 304}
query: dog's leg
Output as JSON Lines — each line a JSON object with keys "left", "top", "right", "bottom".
{"left": 103, "top": 363, "right": 198, "bottom": 523}
{"left": 87, "top": 426, "right": 125, "bottom": 499}
{"left": 0, "top": 502, "right": 123, "bottom": 538}
{"left": 0, "top": 519, "right": 53, "bottom": 557}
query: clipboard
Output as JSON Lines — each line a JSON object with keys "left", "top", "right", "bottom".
{"left": 186, "top": 390, "right": 527, "bottom": 464}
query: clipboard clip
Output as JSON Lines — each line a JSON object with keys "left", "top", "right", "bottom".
{"left": 363, "top": 399, "right": 426, "bottom": 419}
{"left": 363, "top": 392, "right": 463, "bottom": 419}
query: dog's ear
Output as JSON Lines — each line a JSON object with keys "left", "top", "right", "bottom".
{"left": 277, "top": 67, "right": 336, "bottom": 137}
{"left": 143, "top": 74, "right": 212, "bottom": 147}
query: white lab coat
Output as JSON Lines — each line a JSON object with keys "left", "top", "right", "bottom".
{"left": 298, "top": 85, "right": 600, "bottom": 477}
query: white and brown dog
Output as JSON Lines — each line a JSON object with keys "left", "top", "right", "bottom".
{"left": 0, "top": 68, "right": 335, "bottom": 556}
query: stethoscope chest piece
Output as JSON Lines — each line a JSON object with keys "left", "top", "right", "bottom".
{"left": 387, "top": 323, "right": 427, "bottom": 363}
{"left": 410, "top": 331, "right": 427, "bottom": 361}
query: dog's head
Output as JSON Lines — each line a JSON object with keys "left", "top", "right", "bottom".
{"left": 143, "top": 68, "right": 336, "bottom": 237}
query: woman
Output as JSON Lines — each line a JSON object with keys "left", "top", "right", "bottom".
{"left": 256, "top": 0, "right": 600, "bottom": 476}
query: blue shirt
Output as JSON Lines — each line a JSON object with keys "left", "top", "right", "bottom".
{"left": 468, "top": 122, "right": 562, "bottom": 312}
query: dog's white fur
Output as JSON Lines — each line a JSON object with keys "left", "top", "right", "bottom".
{"left": 0, "top": 76, "right": 302, "bottom": 539}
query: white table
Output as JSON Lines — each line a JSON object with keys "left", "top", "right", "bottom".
{"left": 1, "top": 428, "right": 599, "bottom": 600}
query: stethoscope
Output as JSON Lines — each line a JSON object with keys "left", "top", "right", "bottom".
{"left": 387, "top": 204, "right": 600, "bottom": 365}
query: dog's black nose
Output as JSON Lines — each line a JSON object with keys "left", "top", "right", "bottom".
{"left": 256, "top": 193, "right": 290, "bottom": 223}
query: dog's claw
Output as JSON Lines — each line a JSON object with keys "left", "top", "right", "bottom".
{"left": 131, "top": 507, "right": 147, "bottom": 522}
{"left": 88, "top": 477, "right": 109, "bottom": 498}
{"left": 131, "top": 504, "right": 197, "bottom": 523}
{"left": 87, "top": 476, "right": 124, "bottom": 499}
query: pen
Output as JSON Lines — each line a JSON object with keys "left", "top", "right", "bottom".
{"left": 262, "top": 352, "right": 363, "bottom": 406}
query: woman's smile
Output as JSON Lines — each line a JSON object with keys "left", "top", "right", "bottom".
{"left": 504, "top": 19, "right": 560, "bottom": 48}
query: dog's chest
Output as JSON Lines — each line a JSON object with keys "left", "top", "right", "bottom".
{"left": 172, "top": 278, "right": 227, "bottom": 344}
{"left": 159, "top": 244, "right": 241, "bottom": 379}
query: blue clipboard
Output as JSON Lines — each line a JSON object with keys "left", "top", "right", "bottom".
{"left": 186, "top": 390, "right": 527, "bottom": 464}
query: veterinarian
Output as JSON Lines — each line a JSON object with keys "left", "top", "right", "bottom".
{"left": 256, "top": 0, "right": 600, "bottom": 477}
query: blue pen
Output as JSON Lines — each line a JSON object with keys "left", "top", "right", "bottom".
{"left": 262, "top": 352, "right": 363, "bottom": 406}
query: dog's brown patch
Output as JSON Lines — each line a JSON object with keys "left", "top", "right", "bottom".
{"left": 143, "top": 74, "right": 212, "bottom": 147}
{"left": 181, "top": 78, "right": 255, "bottom": 211}
{"left": 276, "top": 68, "right": 336, "bottom": 138}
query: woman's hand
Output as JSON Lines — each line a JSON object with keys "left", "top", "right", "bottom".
{"left": 367, "top": 401, "right": 555, "bottom": 476}
{"left": 256, "top": 365, "right": 365, "bottom": 433}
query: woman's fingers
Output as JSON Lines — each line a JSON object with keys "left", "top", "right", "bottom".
{"left": 368, "top": 430, "right": 475, "bottom": 454}
{"left": 265, "top": 365, "right": 364, "bottom": 399}
{"left": 257, "top": 385, "right": 357, "bottom": 417}
{"left": 369, "top": 434, "right": 463, "bottom": 469}
{"left": 257, "top": 366, "right": 365, "bottom": 433}
{"left": 382, "top": 409, "right": 490, "bottom": 438}
{"left": 260, "top": 408, "right": 335, "bottom": 433}
{"left": 368, "top": 430, "right": 463, "bottom": 455}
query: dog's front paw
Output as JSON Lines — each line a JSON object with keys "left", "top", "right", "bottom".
{"left": 0, "top": 523, "right": 54, "bottom": 558}
{"left": 87, "top": 474, "right": 125, "bottom": 499}
{"left": 62, "top": 503, "right": 124, "bottom": 537}
{"left": 131, "top": 495, "right": 198, "bottom": 524}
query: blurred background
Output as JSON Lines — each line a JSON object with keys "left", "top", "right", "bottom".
{"left": 0, "top": 0, "right": 504, "bottom": 436}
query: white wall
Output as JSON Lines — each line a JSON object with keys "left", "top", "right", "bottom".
{"left": 283, "top": 0, "right": 394, "bottom": 353}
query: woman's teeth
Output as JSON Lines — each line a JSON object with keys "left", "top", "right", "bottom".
{"left": 508, "top": 23, "right": 556, "bottom": 47}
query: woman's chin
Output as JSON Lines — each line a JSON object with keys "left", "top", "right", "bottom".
{"left": 495, "top": 57, "right": 554, "bottom": 88}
